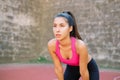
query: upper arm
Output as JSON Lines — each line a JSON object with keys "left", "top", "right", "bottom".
{"left": 76, "top": 40, "right": 89, "bottom": 72}
{"left": 47, "top": 39, "right": 62, "bottom": 69}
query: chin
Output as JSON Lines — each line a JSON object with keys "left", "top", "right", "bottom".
{"left": 56, "top": 36, "right": 67, "bottom": 41}
{"left": 55, "top": 36, "right": 63, "bottom": 41}
{"left": 56, "top": 37, "right": 61, "bottom": 41}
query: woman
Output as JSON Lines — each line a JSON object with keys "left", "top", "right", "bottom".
{"left": 48, "top": 11, "right": 99, "bottom": 80}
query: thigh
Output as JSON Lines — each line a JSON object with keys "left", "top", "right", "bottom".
{"left": 89, "top": 72, "right": 99, "bottom": 80}
{"left": 64, "top": 65, "right": 80, "bottom": 80}
{"left": 88, "top": 58, "right": 99, "bottom": 80}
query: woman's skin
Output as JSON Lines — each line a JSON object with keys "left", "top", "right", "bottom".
{"left": 48, "top": 17, "right": 92, "bottom": 80}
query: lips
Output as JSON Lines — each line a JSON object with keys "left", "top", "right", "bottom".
{"left": 56, "top": 34, "right": 61, "bottom": 37}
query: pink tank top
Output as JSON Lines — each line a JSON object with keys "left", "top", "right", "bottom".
{"left": 56, "top": 37, "right": 79, "bottom": 66}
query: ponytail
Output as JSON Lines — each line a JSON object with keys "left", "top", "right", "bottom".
{"left": 63, "top": 11, "right": 82, "bottom": 40}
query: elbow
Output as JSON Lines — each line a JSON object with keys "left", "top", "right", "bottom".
{"left": 54, "top": 66, "right": 63, "bottom": 74}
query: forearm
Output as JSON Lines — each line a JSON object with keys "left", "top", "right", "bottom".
{"left": 56, "top": 72, "right": 64, "bottom": 80}
{"left": 55, "top": 68, "right": 64, "bottom": 80}
{"left": 81, "top": 70, "right": 89, "bottom": 80}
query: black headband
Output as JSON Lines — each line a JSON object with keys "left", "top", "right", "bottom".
{"left": 55, "top": 12, "right": 74, "bottom": 26}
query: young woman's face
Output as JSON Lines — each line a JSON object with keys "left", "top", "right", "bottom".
{"left": 53, "top": 17, "right": 72, "bottom": 40}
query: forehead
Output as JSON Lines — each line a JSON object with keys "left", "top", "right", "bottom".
{"left": 54, "top": 17, "right": 68, "bottom": 23}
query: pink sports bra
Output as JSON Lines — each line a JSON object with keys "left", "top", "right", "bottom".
{"left": 56, "top": 37, "right": 79, "bottom": 66}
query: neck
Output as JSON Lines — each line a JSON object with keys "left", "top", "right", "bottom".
{"left": 59, "top": 36, "right": 71, "bottom": 47}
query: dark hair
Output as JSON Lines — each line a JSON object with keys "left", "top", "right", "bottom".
{"left": 55, "top": 11, "right": 82, "bottom": 40}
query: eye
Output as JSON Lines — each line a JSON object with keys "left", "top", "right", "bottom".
{"left": 53, "top": 24, "right": 57, "bottom": 27}
{"left": 60, "top": 23, "right": 65, "bottom": 27}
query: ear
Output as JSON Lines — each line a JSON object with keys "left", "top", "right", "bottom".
{"left": 69, "top": 26, "right": 73, "bottom": 32}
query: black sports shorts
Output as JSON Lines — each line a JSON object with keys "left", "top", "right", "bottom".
{"left": 64, "top": 58, "right": 99, "bottom": 80}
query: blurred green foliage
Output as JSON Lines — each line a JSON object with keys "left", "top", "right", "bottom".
{"left": 29, "top": 56, "right": 52, "bottom": 63}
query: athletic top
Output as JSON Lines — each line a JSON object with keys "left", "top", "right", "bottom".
{"left": 56, "top": 37, "right": 79, "bottom": 66}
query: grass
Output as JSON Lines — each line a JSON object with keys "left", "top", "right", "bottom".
{"left": 29, "top": 57, "right": 120, "bottom": 71}
{"left": 99, "top": 64, "right": 120, "bottom": 70}
{"left": 1, "top": 56, "right": 119, "bottom": 71}
{"left": 29, "top": 56, "right": 53, "bottom": 63}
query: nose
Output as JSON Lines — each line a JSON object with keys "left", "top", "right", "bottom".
{"left": 56, "top": 27, "right": 60, "bottom": 32}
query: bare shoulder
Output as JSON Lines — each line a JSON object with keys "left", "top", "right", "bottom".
{"left": 76, "top": 39, "right": 87, "bottom": 48}
{"left": 48, "top": 38, "right": 56, "bottom": 52}
{"left": 75, "top": 39, "right": 88, "bottom": 53}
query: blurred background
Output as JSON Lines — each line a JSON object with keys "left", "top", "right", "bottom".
{"left": 0, "top": 0, "right": 119, "bottom": 69}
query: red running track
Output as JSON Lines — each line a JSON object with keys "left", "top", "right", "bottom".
{"left": 0, "top": 64, "right": 120, "bottom": 80}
